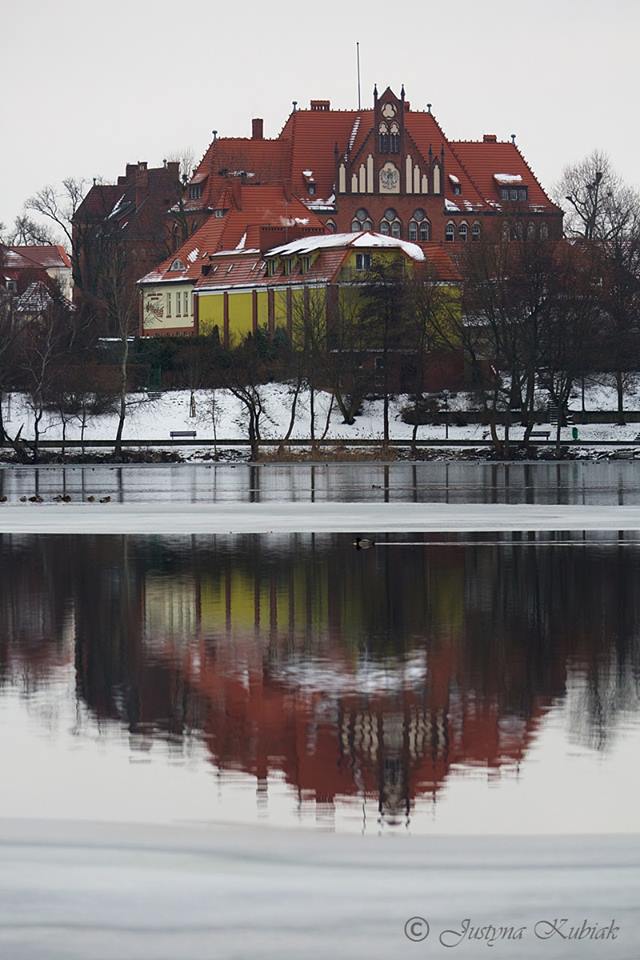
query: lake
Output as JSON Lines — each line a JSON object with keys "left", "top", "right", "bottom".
{"left": 2, "top": 523, "right": 638, "bottom": 835}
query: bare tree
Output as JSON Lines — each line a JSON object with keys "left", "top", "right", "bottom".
{"left": 6, "top": 215, "right": 57, "bottom": 246}
{"left": 555, "top": 151, "right": 639, "bottom": 242}
{"left": 25, "top": 177, "right": 88, "bottom": 286}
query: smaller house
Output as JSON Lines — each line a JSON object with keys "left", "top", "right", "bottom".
{"left": 1, "top": 244, "right": 72, "bottom": 299}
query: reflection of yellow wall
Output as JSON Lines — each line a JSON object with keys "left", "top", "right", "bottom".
{"left": 142, "top": 283, "right": 195, "bottom": 332}
{"left": 198, "top": 292, "right": 223, "bottom": 337}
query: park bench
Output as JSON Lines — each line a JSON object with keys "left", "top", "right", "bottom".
{"left": 169, "top": 430, "right": 197, "bottom": 439}
{"left": 529, "top": 430, "right": 551, "bottom": 440}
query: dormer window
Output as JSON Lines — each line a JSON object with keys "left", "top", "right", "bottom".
{"left": 355, "top": 252, "right": 372, "bottom": 272}
{"left": 169, "top": 258, "right": 186, "bottom": 271}
{"left": 266, "top": 260, "right": 277, "bottom": 276}
{"left": 308, "top": 183, "right": 316, "bottom": 197}
{"left": 213, "top": 208, "right": 225, "bottom": 218}
{"left": 188, "top": 183, "right": 203, "bottom": 200}
{"left": 500, "top": 186, "right": 528, "bottom": 202}
{"left": 449, "top": 174, "right": 462, "bottom": 196}
{"left": 300, "top": 255, "right": 311, "bottom": 273}
{"left": 283, "top": 259, "right": 292, "bottom": 276}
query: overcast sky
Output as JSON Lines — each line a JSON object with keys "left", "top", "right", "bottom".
{"left": 2, "top": 0, "right": 638, "bottom": 240}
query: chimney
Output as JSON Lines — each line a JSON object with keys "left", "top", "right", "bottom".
{"left": 483, "top": 134, "right": 497, "bottom": 143}
{"left": 252, "top": 117, "right": 264, "bottom": 140}
{"left": 310, "top": 99, "right": 330, "bottom": 111}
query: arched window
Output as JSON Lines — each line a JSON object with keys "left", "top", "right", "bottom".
{"left": 472, "top": 221, "right": 481, "bottom": 241}
{"left": 351, "top": 208, "right": 371, "bottom": 232}
{"left": 540, "top": 222, "right": 549, "bottom": 240}
{"left": 458, "top": 222, "right": 468, "bottom": 242}
{"left": 380, "top": 207, "right": 402, "bottom": 238}
{"left": 527, "top": 221, "right": 536, "bottom": 240}
{"left": 326, "top": 219, "right": 337, "bottom": 233}
{"left": 389, "top": 121, "right": 400, "bottom": 153}
{"left": 408, "top": 209, "right": 431, "bottom": 242}
{"left": 502, "top": 222, "right": 511, "bottom": 242}
{"left": 170, "top": 258, "right": 186, "bottom": 271}
{"left": 445, "top": 222, "right": 455, "bottom": 243}
{"left": 378, "top": 122, "right": 390, "bottom": 153}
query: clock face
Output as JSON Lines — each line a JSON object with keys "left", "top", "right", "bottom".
{"left": 381, "top": 103, "right": 396, "bottom": 119}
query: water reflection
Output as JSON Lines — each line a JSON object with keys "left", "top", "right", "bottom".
{"left": 4, "top": 460, "right": 640, "bottom": 504}
{"left": 1, "top": 532, "right": 639, "bottom": 829}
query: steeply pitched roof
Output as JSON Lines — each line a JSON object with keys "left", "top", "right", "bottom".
{"left": 139, "top": 184, "right": 325, "bottom": 285}
{"left": 3, "top": 244, "right": 71, "bottom": 271}
{"left": 450, "top": 140, "right": 559, "bottom": 211}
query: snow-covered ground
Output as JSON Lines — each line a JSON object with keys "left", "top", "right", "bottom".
{"left": 3, "top": 502, "right": 640, "bottom": 535}
{"left": 4, "top": 374, "right": 640, "bottom": 446}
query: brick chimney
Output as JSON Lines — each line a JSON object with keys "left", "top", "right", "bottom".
{"left": 483, "top": 134, "right": 497, "bottom": 143}
{"left": 252, "top": 118, "right": 264, "bottom": 140}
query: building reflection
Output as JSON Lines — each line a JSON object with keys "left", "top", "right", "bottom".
{"left": 0, "top": 532, "right": 638, "bottom": 824}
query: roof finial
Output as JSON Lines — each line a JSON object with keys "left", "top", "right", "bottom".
{"left": 511, "top": 133, "right": 516, "bottom": 144}
{"left": 292, "top": 100, "right": 298, "bottom": 113}
{"left": 427, "top": 103, "right": 432, "bottom": 114}
{"left": 373, "top": 83, "right": 378, "bottom": 101}
{"left": 212, "top": 130, "right": 218, "bottom": 143}
{"left": 401, "top": 84, "right": 405, "bottom": 100}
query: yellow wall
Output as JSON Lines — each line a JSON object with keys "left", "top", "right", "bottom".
{"left": 198, "top": 292, "right": 224, "bottom": 337}
{"left": 228, "top": 292, "right": 253, "bottom": 346}
{"left": 141, "top": 283, "right": 195, "bottom": 333}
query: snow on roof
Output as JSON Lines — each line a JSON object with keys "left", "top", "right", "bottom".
{"left": 444, "top": 199, "right": 460, "bottom": 212}
{"left": 494, "top": 173, "right": 523, "bottom": 185}
{"left": 448, "top": 173, "right": 460, "bottom": 185}
{"left": 302, "top": 169, "right": 314, "bottom": 178}
{"left": 235, "top": 232, "right": 247, "bottom": 250}
{"left": 348, "top": 117, "right": 361, "bottom": 152}
{"left": 265, "top": 231, "right": 425, "bottom": 262}
{"left": 187, "top": 247, "right": 200, "bottom": 263}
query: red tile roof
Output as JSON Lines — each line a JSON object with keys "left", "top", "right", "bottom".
{"left": 4, "top": 244, "right": 71, "bottom": 270}
{"left": 449, "top": 140, "right": 559, "bottom": 211}
{"left": 140, "top": 184, "right": 326, "bottom": 285}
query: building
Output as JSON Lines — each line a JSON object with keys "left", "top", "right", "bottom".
{"left": 178, "top": 85, "right": 562, "bottom": 248}
{"left": 138, "top": 183, "right": 326, "bottom": 337}
{"left": 0, "top": 244, "right": 72, "bottom": 299}
{"left": 72, "top": 160, "right": 182, "bottom": 319}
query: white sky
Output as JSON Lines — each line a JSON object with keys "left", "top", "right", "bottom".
{"left": 2, "top": 0, "right": 639, "bottom": 236}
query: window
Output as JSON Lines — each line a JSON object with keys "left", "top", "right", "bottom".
{"left": 170, "top": 258, "right": 185, "bottom": 271}
{"left": 502, "top": 222, "right": 511, "bottom": 242}
{"left": 300, "top": 255, "right": 311, "bottom": 273}
{"left": 527, "top": 221, "right": 536, "bottom": 240}
{"left": 266, "top": 260, "right": 277, "bottom": 276}
{"left": 409, "top": 210, "right": 431, "bottom": 242}
{"left": 445, "top": 222, "right": 455, "bottom": 242}
{"left": 452, "top": 182, "right": 462, "bottom": 196}
{"left": 188, "top": 183, "right": 202, "bottom": 200}
{"left": 378, "top": 122, "right": 390, "bottom": 153}
{"left": 283, "top": 259, "right": 292, "bottom": 276}
{"left": 183, "top": 290, "right": 189, "bottom": 315}
{"left": 351, "top": 208, "right": 371, "bottom": 232}
{"left": 540, "top": 222, "right": 549, "bottom": 240}
{"left": 389, "top": 121, "right": 400, "bottom": 153}
{"left": 458, "top": 222, "right": 468, "bottom": 242}
{"left": 308, "top": 183, "right": 316, "bottom": 196}
{"left": 213, "top": 208, "right": 225, "bottom": 218}
{"left": 380, "top": 207, "right": 401, "bottom": 238}
{"left": 326, "top": 219, "right": 337, "bottom": 233}
{"left": 6, "top": 279, "right": 17, "bottom": 293}
{"left": 355, "top": 253, "right": 372, "bottom": 272}
{"left": 166, "top": 292, "right": 171, "bottom": 318}
{"left": 472, "top": 221, "right": 481, "bottom": 241}
{"left": 501, "top": 187, "right": 510, "bottom": 201}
